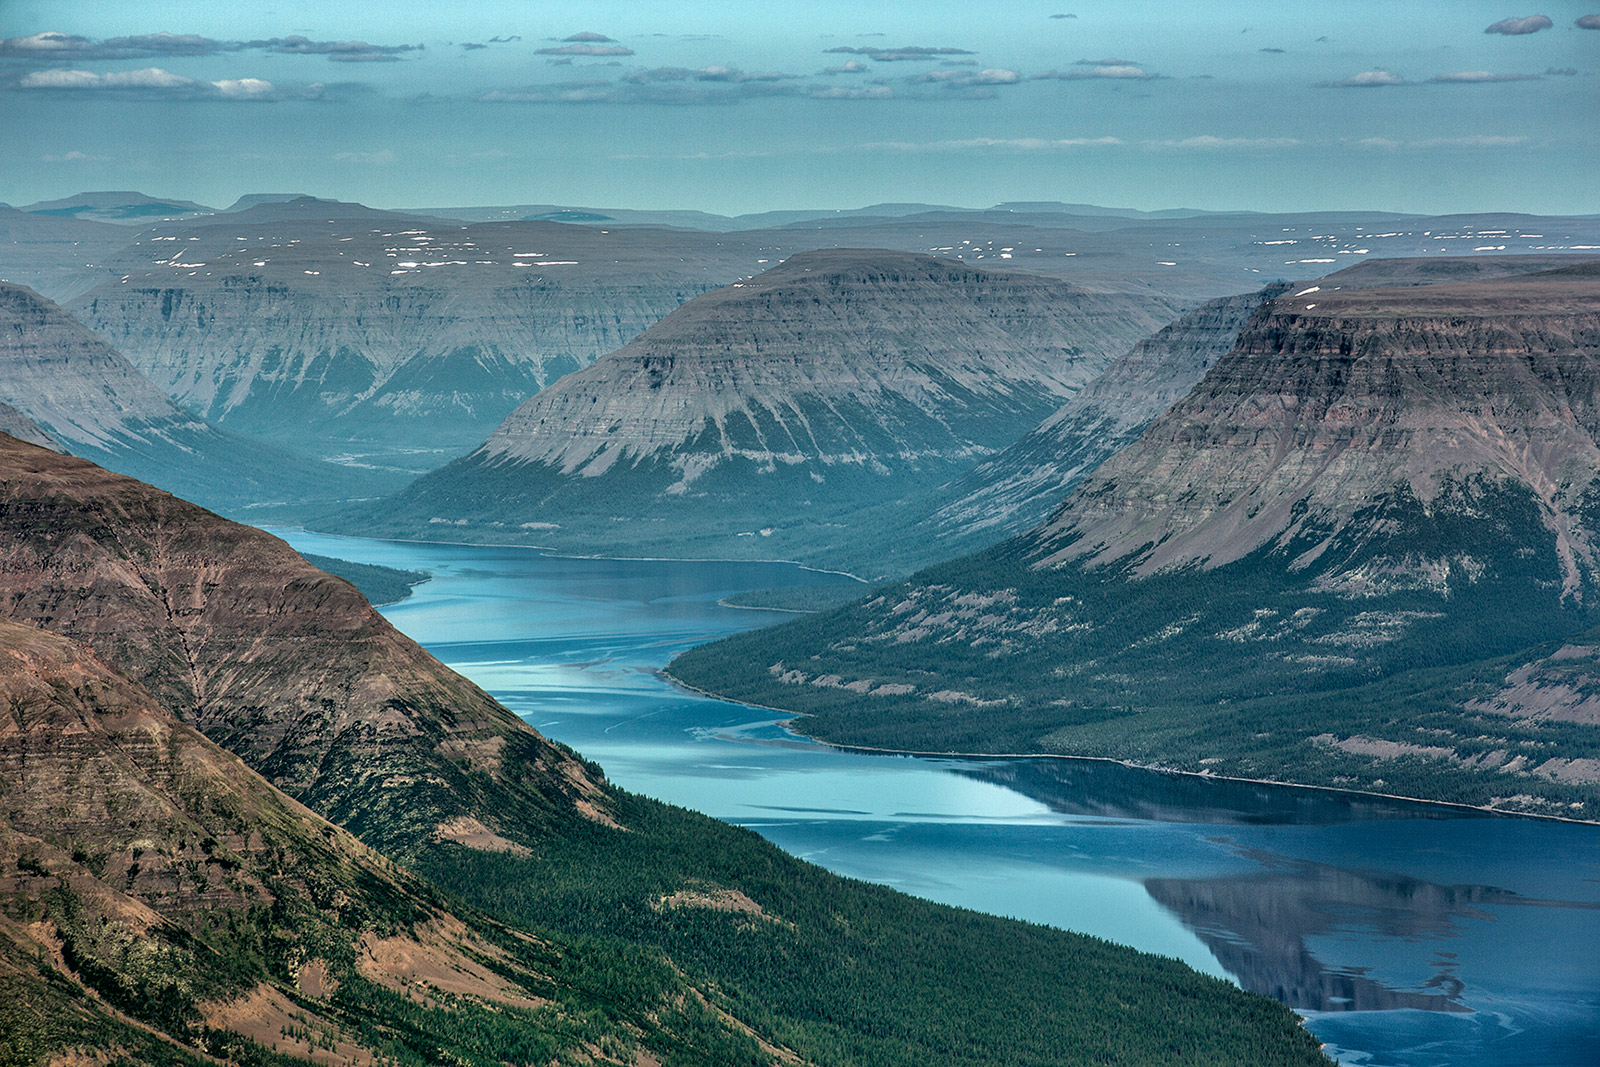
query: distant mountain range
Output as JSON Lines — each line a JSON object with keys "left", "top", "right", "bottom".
{"left": 670, "top": 258, "right": 1600, "bottom": 819}
{"left": 335, "top": 249, "right": 1178, "bottom": 572}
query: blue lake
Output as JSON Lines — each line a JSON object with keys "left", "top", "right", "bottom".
{"left": 273, "top": 529, "right": 1600, "bottom": 1067}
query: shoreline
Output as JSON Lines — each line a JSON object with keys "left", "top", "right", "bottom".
{"left": 276, "top": 523, "right": 873, "bottom": 583}
{"left": 658, "top": 669, "right": 1600, "bottom": 827}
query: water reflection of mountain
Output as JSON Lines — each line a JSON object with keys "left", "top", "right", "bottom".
{"left": 1147, "top": 847, "right": 1545, "bottom": 1013}
{"left": 958, "top": 758, "right": 1477, "bottom": 825}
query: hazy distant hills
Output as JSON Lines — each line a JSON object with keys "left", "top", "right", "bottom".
{"left": 339, "top": 249, "right": 1178, "bottom": 570}
{"left": 0, "top": 280, "right": 385, "bottom": 513}
{"left": 0, "top": 434, "right": 1329, "bottom": 1067}
{"left": 0, "top": 206, "right": 138, "bottom": 302}
{"left": 65, "top": 211, "right": 779, "bottom": 463}
{"left": 671, "top": 259, "right": 1600, "bottom": 818}
{"left": 17, "top": 189, "right": 217, "bottom": 223}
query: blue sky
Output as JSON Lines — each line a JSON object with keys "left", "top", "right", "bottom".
{"left": 1, "top": 1, "right": 1595, "bottom": 214}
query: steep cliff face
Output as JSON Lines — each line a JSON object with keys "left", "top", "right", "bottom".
{"left": 350, "top": 249, "right": 1177, "bottom": 571}
{"left": 669, "top": 259, "right": 1600, "bottom": 817}
{"left": 0, "top": 281, "right": 385, "bottom": 512}
{"left": 1033, "top": 261, "right": 1600, "bottom": 595}
{"left": 0, "top": 433, "right": 610, "bottom": 851}
{"left": 68, "top": 214, "right": 782, "bottom": 458}
{"left": 925, "top": 284, "right": 1291, "bottom": 547}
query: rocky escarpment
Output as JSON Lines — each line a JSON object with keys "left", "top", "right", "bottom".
{"left": 1034, "top": 260, "right": 1600, "bottom": 593}
{"left": 0, "top": 433, "right": 611, "bottom": 852}
{"left": 68, "top": 208, "right": 788, "bottom": 460}
{"left": 670, "top": 259, "right": 1600, "bottom": 817}
{"left": 923, "top": 283, "right": 1293, "bottom": 549}
{"left": 350, "top": 249, "right": 1177, "bottom": 571}
{"left": 0, "top": 281, "right": 382, "bottom": 512}
{"left": 0, "top": 616, "right": 801, "bottom": 1066}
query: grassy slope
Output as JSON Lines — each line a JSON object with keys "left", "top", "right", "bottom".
{"left": 671, "top": 481, "right": 1600, "bottom": 819}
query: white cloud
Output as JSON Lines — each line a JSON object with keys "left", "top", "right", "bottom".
{"left": 1144, "top": 135, "right": 1302, "bottom": 149}
{"left": 1427, "top": 70, "right": 1540, "bottom": 83}
{"left": 19, "top": 68, "right": 103, "bottom": 89}
{"left": 213, "top": 78, "right": 276, "bottom": 97}
{"left": 1484, "top": 15, "right": 1554, "bottom": 34}
{"left": 1327, "top": 70, "right": 1406, "bottom": 87}
{"left": 1034, "top": 64, "right": 1159, "bottom": 81}
{"left": 1349, "top": 134, "right": 1529, "bottom": 149}
{"left": 16, "top": 66, "right": 310, "bottom": 100}
{"left": 861, "top": 136, "right": 1123, "bottom": 151}
{"left": 39, "top": 149, "right": 109, "bottom": 162}
{"left": 808, "top": 85, "right": 895, "bottom": 99}
{"left": 911, "top": 68, "right": 1021, "bottom": 86}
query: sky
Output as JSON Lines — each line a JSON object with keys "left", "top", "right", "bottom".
{"left": 0, "top": 0, "right": 1596, "bottom": 216}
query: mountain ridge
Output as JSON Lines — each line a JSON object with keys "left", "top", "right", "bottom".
{"left": 340, "top": 248, "right": 1178, "bottom": 572}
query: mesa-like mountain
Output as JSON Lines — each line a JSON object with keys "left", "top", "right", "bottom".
{"left": 919, "top": 282, "right": 1295, "bottom": 553}
{"left": 64, "top": 209, "right": 783, "bottom": 464}
{"left": 0, "top": 433, "right": 1333, "bottom": 1066}
{"left": 920, "top": 254, "right": 1600, "bottom": 556}
{"left": 0, "top": 280, "right": 386, "bottom": 514}
{"left": 18, "top": 190, "right": 217, "bottom": 223}
{"left": 344, "top": 249, "right": 1177, "bottom": 572}
{"left": 670, "top": 259, "right": 1600, "bottom": 818}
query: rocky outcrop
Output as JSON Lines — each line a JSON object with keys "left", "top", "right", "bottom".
{"left": 0, "top": 433, "right": 610, "bottom": 850}
{"left": 350, "top": 249, "right": 1177, "bottom": 570}
{"left": 0, "top": 280, "right": 382, "bottom": 511}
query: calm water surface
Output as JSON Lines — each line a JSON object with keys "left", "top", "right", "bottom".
{"left": 274, "top": 529, "right": 1600, "bottom": 1067}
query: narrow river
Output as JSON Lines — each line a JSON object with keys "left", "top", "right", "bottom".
{"left": 275, "top": 529, "right": 1600, "bottom": 1067}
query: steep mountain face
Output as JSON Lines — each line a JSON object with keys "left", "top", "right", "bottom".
{"left": 670, "top": 260, "right": 1600, "bottom": 818}
{"left": 67, "top": 212, "right": 784, "bottom": 461}
{"left": 924, "top": 283, "right": 1292, "bottom": 549}
{"left": 1033, "top": 261, "right": 1600, "bottom": 588}
{"left": 0, "top": 433, "right": 610, "bottom": 852}
{"left": 0, "top": 401, "right": 58, "bottom": 450}
{"left": 349, "top": 249, "right": 1176, "bottom": 571}
{"left": 0, "top": 433, "right": 1333, "bottom": 1067}
{"left": 0, "top": 280, "right": 388, "bottom": 513}
{"left": 0, "top": 616, "right": 816, "bottom": 1066}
